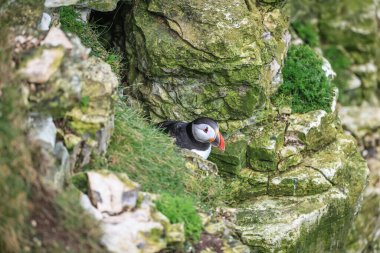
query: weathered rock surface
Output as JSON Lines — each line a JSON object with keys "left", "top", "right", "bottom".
{"left": 20, "top": 26, "right": 118, "bottom": 188}
{"left": 81, "top": 170, "right": 185, "bottom": 253}
{"left": 125, "top": 0, "right": 289, "bottom": 125}
{"left": 45, "top": 0, "right": 122, "bottom": 11}
{"left": 232, "top": 132, "right": 368, "bottom": 252}
{"left": 121, "top": 1, "right": 369, "bottom": 251}
{"left": 339, "top": 105, "right": 380, "bottom": 252}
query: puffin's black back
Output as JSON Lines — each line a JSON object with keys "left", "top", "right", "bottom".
{"left": 157, "top": 120, "right": 210, "bottom": 151}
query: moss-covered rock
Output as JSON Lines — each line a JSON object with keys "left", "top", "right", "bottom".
{"left": 247, "top": 122, "right": 286, "bottom": 172}
{"left": 124, "top": 0, "right": 289, "bottom": 123}
{"left": 287, "top": 110, "right": 338, "bottom": 151}
{"left": 209, "top": 136, "right": 248, "bottom": 175}
{"left": 268, "top": 166, "right": 332, "bottom": 196}
{"left": 338, "top": 105, "right": 380, "bottom": 252}
{"left": 233, "top": 132, "right": 368, "bottom": 251}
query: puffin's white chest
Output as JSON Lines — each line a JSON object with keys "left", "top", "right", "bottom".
{"left": 191, "top": 146, "right": 212, "bottom": 159}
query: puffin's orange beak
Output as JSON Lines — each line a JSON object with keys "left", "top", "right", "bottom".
{"left": 211, "top": 131, "right": 225, "bottom": 152}
{"left": 218, "top": 132, "right": 225, "bottom": 151}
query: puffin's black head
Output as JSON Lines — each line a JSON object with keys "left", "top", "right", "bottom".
{"left": 191, "top": 117, "right": 225, "bottom": 152}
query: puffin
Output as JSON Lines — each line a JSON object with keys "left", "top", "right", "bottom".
{"left": 157, "top": 117, "right": 225, "bottom": 159}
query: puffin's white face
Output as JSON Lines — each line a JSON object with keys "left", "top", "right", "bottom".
{"left": 192, "top": 123, "right": 217, "bottom": 143}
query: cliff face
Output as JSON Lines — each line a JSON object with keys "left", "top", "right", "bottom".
{"left": 124, "top": 0, "right": 289, "bottom": 128}
{"left": 0, "top": 0, "right": 372, "bottom": 252}
{"left": 289, "top": 0, "right": 380, "bottom": 251}
{"left": 123, "top": 0, "right": 369, "bottom": 252}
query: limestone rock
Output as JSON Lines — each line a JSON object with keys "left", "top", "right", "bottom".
{"left": 247, "top": 122, "right": 286, "bottom": 172}
{"left": 77, "top": 0, "right": 122, "bottom": 11}
{"left": 86, "top": 171, "right": 140, "bottom": 214}
{"left": 81, "top": 171, "right": 186, "bottom": 253}
{"left": 210, "top": 136, "right": 248, "bottom": 175}
{"left": 339, "top": 105, "right": 380, "bottom": 252}
{"left": 182, "top": 149, "right": 219, "bottom": 176}
{"left": 28, "top": 114, "right": 57, "bottom": 150}
{"left": 38, "top": 12, "right": 52, "bottom": 31}
{"left": 18, "top": 47, "right": 65, "bottom": 84}
{"left": 231, "top": 129, "right": 368, "bottom": 251}
{"left": 287, "top": 110, "right": 338, "bottom": 151}
{"left": 268, "top": 166, "right": 332, "bottom": 196}
{"left": 339, "top": 106, "right": 380, "bottom": 140}
{"left": 45, "top": 0, "right": 79, "bottom": 8}
{"left": 42, "top": 27, "right": 73, "bottom": 50}
{"left": 45, "top": 0, "right": 122, "bottom": 11}
{"left": 125, "top": 0, "right": 289, "bottom": 123}
{"left": 229, "top": 169, "right": 268, "bottom": 201}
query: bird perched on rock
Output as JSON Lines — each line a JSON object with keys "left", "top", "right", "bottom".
{"left": 157, "top": 117, "right": 225, "bottom": 159}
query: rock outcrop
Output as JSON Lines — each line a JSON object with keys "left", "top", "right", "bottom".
{"left": 80, "top": 170, "right": 185, "bottom": 253}
{"left": 124, "top": 0, "right": 289, "bottom": 128}
{"left": 123, "top": 0, "right": 369, "bottom": 252}
{"left": 340, "top": 106, "right": 380, "bottom": 252}
{"left": 20, "top": 26, "right": 118, "bottom": 189}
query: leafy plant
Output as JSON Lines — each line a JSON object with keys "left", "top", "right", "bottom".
{"left": 155, "top": 193, "right": 203, "bottom": 242}
{"left": 272, "top": 45, "right": 334, "bottom": 113}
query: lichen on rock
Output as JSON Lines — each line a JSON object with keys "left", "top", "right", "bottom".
{"left": 124, "top": 0, "right": 289, "bottom": 124}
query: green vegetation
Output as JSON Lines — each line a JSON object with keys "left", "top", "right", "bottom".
{"left": 89, "top": 99, "right": 225, "bottom": 207}
{"left": 323, "top": 45, "right": 352, "bottom": 99}
{"left": 0, "top": 87, "right": 29, "bottom": 253}
{"left": 59, "top": 6, "right": 123, "bottom": 75}
{"left": 54, "top": 189, "right": 103, "bottom": 251}
{"left": 272, "top": 45, "right": 334, "bottom": 113}
{"left": 292, "top": 21, "right": 320, "bottom": 47}
{"left": 155, "top": 193, "right": 203, "bottom": 242}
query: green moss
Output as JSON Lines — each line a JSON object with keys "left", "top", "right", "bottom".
{"left": 71, "top": 173, "right": 88, "bottom": 193}
{"left": 155, "top": 193, "right": 203, "bottom": 242}
{"left": 272, "top": 45, "right": 334, "bottom": 113}
{"left": 292, "top": 21, "right": 320, "bottom": 47}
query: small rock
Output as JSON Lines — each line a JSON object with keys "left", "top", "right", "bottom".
{"left": 42, "top": 27, "right": 73, "bottom": 50}
{"left": 38, "top": 13, "right": 52, "bottom": 31}
{"left": 45, "top": 0, "right": 79, "bottom": 8}
{"left": 279, "top": 106, "right": 292, "bottom": 115}
{"left": 19, "top": 47, "right": 65, "bottom": 83}
{"left": 28, "top": 114, "right": 57, "bottom": 150}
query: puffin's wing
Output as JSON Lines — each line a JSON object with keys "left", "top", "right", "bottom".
{"left": 156, "top": 120, "right": 181, "bottom": 133}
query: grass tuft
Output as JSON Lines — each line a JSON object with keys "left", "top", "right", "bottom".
{"left": 155, "top": 193, "right": 203, "bottom": 242}
{"left": 59, "top": 6, "right": 123, "bottom": 75}
{"left": 272, "top": 45, "right": 334, "bottom": 113}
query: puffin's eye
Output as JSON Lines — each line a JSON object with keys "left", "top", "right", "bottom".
{"left": 203, "top": 127, "right": 208, "bottom": 133}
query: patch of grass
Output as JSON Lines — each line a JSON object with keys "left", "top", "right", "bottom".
{"left": 0, "top": 85, "right": 31, "bottom": 253}
{"left": 155, "top": 193, "right": 203, "bottom": 242}
{"left": 292, "top": 21, "right": 320, "bottom": 47}
{"left": 85, "top": 99, "right": 225, "bottom": 208}
{"left": 59, "top": 6, "right": 123, "bottom": 75}
{"left": 100, "top": 99, "right": 189, "bottom": 195}
{"left": 272, "top": 45, "right": 334, "bottom": 113}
